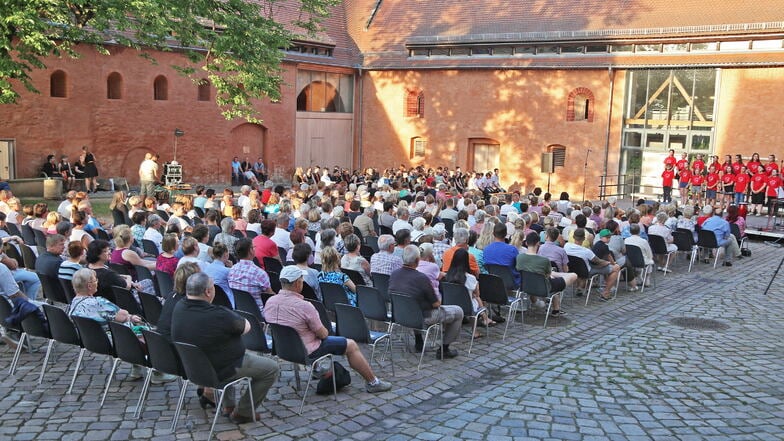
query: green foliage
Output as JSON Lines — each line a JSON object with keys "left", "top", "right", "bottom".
{"left": 0, "top": 0, "right": 338, "bottom": 121}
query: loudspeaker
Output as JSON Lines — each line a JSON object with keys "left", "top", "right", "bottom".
{"left": 541, "top": 152, "right": 555, "bottom": 173}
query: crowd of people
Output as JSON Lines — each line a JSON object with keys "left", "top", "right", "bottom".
{"left": 0, "top": 161, "right": 757, "bottom": 425}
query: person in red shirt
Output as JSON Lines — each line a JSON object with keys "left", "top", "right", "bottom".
{"left": 750, "top": 169, "right": 768, "bottom": 215}
{"left": 252, "top": 219, "right": 281, "bottom": 269}
{"left": 733, "top": 166, "right": 750, "bottom": 206}
{"left": 720, "top": 165, "right": 735, "bottom": 208}
{"left": 765, "top": 169, "right": 782, "bottom": 215}
{"left": 731, "top": 154, "right": 744, "bottom": 175}
{"left": 721, "top": 154, "right": 732, "bottom": 172}
{"left": 661, "top": 164, "right": 675, "bottom": 203}
{"left": 689, "top": 172, "right": 705, "bottom": 206}
{"left": 746, "top": 152, "right": 762, "bottom": 175}
{"left": 691, "top": 154, "right": 705, "bottom": 175}
{"left": 708, "top": 155, "right": 721, "bottom": 171}
{"left": 676, "top": 152, "right": 689, "bottom": 172}
{"left": 705, "top": 165, "right": 720, "bottom": 206}
{"left": 664, "top": 149, "right": 677, "bottom": 168}
{"left": 678, "top": 168, "right": 692, "bottom": 203}
{"left": 764, "top": 154, "right": 779, "bottom": 175}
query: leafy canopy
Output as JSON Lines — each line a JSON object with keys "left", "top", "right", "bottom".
{"left": 0, "top": 0, "right": 338, "bottom": 121}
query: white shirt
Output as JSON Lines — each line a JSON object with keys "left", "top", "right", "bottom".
{"left": 392, "top": 219, "right": 413, "bottom": 234}
{"left": 564, "top": 242, "right": 597, "bottom": 271}
{"left": 271, "top": 227, "right": 292, "bottom": 251}
{"left": 143, "top": 228, "right": 163, "bottom": 253}
{"left": 499, "top": 204, "right": 518, "bottom": 217}
{"left": 57, "top": 200, "right": 73, "bottom": 219}
{"left": 139, "top": 159, "right": 158, "bottom": 181}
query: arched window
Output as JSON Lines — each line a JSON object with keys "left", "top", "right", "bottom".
{"left": 197, "top": 79, "right": 210, "bottom": 101}
{"left": 107, "top": 72, "right": 122, "bottom": 99}
{"left": 153, "top": 75, "right": 168, "bottom": 101}
{"left": 50, "top": 70, "right": 67, "bottom": 98}
{"left": 410, "top": 137, "right": 427, "bottom": 159}
{"left": 405, "top": 89, "right": 424, "bottom": 117}
{"left": 566, "top": 87, "right": 595, "bottom": 122}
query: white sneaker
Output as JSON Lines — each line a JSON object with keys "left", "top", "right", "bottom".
{"left": 534, "top": 299, "right": 546, "bottom": 309}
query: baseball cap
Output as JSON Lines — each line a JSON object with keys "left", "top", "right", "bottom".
{"left": 598, "top": 229, "right": 612, "bottom": 238}
{"left": 279, "top": 265, "right": 303, "bottom": 284}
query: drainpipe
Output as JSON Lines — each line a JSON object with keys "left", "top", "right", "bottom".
{"left": 601, "top": 66, "right": 615, "bottom": 199}
{"left": 356, "top": 66, "right": 364, "bottom": 171}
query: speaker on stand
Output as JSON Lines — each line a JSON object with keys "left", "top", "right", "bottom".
{"left": 541, "top": 152, "right": 555, "bottom": 193}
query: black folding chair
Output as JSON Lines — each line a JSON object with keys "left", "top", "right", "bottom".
{"left": 648, "top": 234, "right": 677, "bottom": 276}
{"left": 3, "top": 243, "right": 23, "bottom": 268}
{"left": 567, "top": 255, "right": 601, "bottom": 305}
{"left": 134, "top": 265, "right": 155, "bottom": 284}
{"left": 390, "top": 292, "right": 443, "bottom": 371}
{"left": 441, "top": 282, "right": 486, "bottom": 353}
{"left": 300, "top": 282, "right": 319, "bottom": 302}
{"left": 341, "top": 267, "right": 366, "bottom": 286}
{"left": 233, "top": 289, "right": 263, "bottom": 323}
{"left": 477, "top": 273, "right": 523, "bottom": 340}
{"left": 268, "top": 323, "right": 336, "bottom": 415}
{"left": 672, "top": 230, "right": 697, "bottom": 273}
{"left": 320, "top": 282, "right": 349, "bottom": 313}
{"left": 697, "top": 229, "right": 723, "bottom": 269}
{"left": 9, "top": 310, "right": 51, "bottom": 378}
{"left": 142, "top": 239, "right": 160, "bottom": 257}
{"left": 263, "top": 256, "right": 283, "bottom": 274}
{"left": 141, "top": 330, "right": 187, "bottom": 423}
{"left": 625, "top": 244, "right": 654, "bottom": 293}
{"left": 112, "top": 286, "right": 145, "bottom": 317}
{"left": 485, "top": 264, "right": 519, "bottom": 292}
{"left": 335, "top": 303, "right": 392, "bottom": 374}
{"left": 305, "top": 298, "right": 334, "bottom": 335}
{"left": 41, "top": 304, "right": 82, "bottom": 385}
{"left": 212, "top": 285, "right": 233, "bottom": 308}
{"left": 173, "top": 342, "right": 255, "bottom": 439}
{"left": 59, "top": 278, "right": 77, "bottom": 303}
{"left": 235, "top": 310, "right": 271, "bottom": 354}
{"left": 520, "top": 271, "right": 563, "bottom": 328}
{"left": 138, "top": 291, "right": 162, "bottom": 326}
{"left": 365, "top": 236, "right": 379, "bottom": 253}
{"left": 20, "top": 224, "right": 36, "bottom": 246}
{"left": 107, "top": 321, "right": 152, "bottom": 413}
{"left": 38, "top": 272, "right": 69, "bottom": 304}
{"left": 370, "top": 272, "right": 391, "bottom": 303}
{"left": 33, "top": 229, "right": 47, "bottom": 248}
{"left": 153, "top": 270, "right": 174, "bottom": 297}
{"left": 357, "top": 285, "right": 392, "bottom": 329}
{"left": 70, "top": 316, "right": 117, "bottom": 398}
{"left": 19, "top": 243, "right": 37, "bottom": 270}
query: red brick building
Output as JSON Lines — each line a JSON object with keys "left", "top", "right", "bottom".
{"left": 2, "top": 1, "right": 784, "bottom": 198}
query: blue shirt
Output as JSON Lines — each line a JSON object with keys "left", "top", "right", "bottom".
{"left": 204, "top": 260, "right": 234, "bottom": 308}
{"left": 701, "top": 215, "right": 731, "bottom": 246}
{"left": 483, "top": 240, "right": 520, "bottom": 287}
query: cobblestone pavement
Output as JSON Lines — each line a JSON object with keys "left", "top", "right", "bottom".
{"left": 2, "top": 241, "right": 783, "bottom": 440}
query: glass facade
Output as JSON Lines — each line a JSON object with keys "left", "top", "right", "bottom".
{"left": 620, "top": 69, "right": 719, "bottom": 193}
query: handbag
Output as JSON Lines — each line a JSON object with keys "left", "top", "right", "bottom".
{"left": 315, "top": 361, "right": 351, "bottom": 395}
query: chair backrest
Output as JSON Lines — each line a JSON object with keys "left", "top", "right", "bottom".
{"left": 142, "top": 239, "right": 160, "bottom": 257}
{"left": 142, "top": 329, "right": 185, "bottom": 377}
{"left": 320, "top": 282, "right": 349, "bottom": 312}
{"left": 300, "top": 282, "right": 319, "bottom": 301}
{"left": 365, "top": 236, "right": 379, "bottom": 253}
{"left": 153, "top": 270, "right": 174, "bottom": 297}
{"left": 133, "top": 265, "right": 154, "bottom": 283}
{"left": 672, "top": 230, "right": 694, "bottom": 252}
{"left": 390, "top": 292, "right": 426, "bottom": 330}
{"left": 520, "top": 271, "right": 553, "bottom": 297}
{"left": 3, "top": 243, "right": 23, "bottom": 268}
{"left": 42, "top": 304, "right": 80, "bottom": 346}
{"left": 0, "top": 296, "right": 17, "bottom": 331}
{"left": 112, "top": 286, "right": 145, "bottom": 317}
{"left": 71, "top": 315, "right": 115, "bottom": 356}
{"left": 356, "top": 285, "right": 388, "bottom": 322}
{"left": 305, "top": 298, "right": 334, "bottom": 335}
{"left": 440, "top": 282, "right": 474, "bottom": 317}
{"left": 268, "top": 323, "right": 309, "bottom": 365}
{"left": 648, "top": 234, "right": 669, "bottom": 255}
{"left": 359, "top": 245, "right": 375, "bottom": 261}
{"left": 370, "top": 272, "right": 390, "bottom": 303}
{"left": 111, "top": 210, "right": 127, "bottom": 228}
{"left": 108, "top": 263, "right": 131, "bottom": 276}
{"left": 174, "top": 342, "right": 220, "bottom": 388}
{"left": 20, "top": 224, "right": 37, "bottom": 246}
{"left": 5, "top": 222, "right": 21, "bottom": 237}
{"left": 625, "top": 244, "right": 646, "bottom": 268}
{"left": 245, "top": 230, "right": 257, "bottom": 239}
{"left": 334, "top": 303, "right": 371, "bottom": 344}
{"left": 485, "top": 264, "right": 516, "bottom": 291}
{"left": 263, "top": 257, "right": 283, "bottom": 274}
{"left": 108, "top": 321, "right": 149, "bottom": 367}
{"left": 59, "top": 278, "right": 77, "bottom": 303}
{"left": 267, "top": 270, "right": 282, "bottom": 294}
{"left": 277, "top": 247, "right": 287, "bottom": 263}
{"left": 33, "top": 229, "right": 47, "bottom": 248}
{"left": 697, "top": 229, "right": 719, "bottom": 248}
{"left": 310, "top": 263, "right": 322, "bottom": 272}
{"left": 729, "top": 223, "right": 743, "bottom": 245}
{"left": 193, "top": 207, "right": 205, "bottom": 218}
{"left": 38, "top": 272, "right": 68, "bottom": 304}
{"left": 341, "top": 268, "right": 366, "bottom": 286}
{"left": 156, "top": 210, "right": 170, "bottom": 222}
{"left": 233, "top": 289, "right": 263, "bottom": 323}
{"left": 442, "top": 218, "right": 455, "bottom": 238}
{"left": 212, "top": 285, "right": 233, "bottom": 308}
{"left": 234, "top": 310, "right": 270, "bottom": 353}
{"left": 94, "top": 229, "right": 110, "bottom": 241}
{"left": 20, "top": 244, "right": 37, "bottom": 270}
{"left": 379, "top": 225, "right": 393, "bottom": 236}
{"left": 21, "top": 309, "right": 50, "bottom": 339}
{"left": 477, "top": 273, "right": 510, "bottom": 305}
{"left": 567, "top": 255, "right": 591, "bottom": 278}
{"left": 138, "top": 291, "right": 162, "bottom": 326}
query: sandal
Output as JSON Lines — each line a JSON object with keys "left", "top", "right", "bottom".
{"left": 472, "top": 333, "right": 484, "bottom": 339}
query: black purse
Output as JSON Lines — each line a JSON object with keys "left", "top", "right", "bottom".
{"left": 316, "top": 361, "right": 351, "bottom": 395}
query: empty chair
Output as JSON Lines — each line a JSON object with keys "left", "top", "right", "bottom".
{"left": 697, "top": 229, "right": 723, "bottom": 269}
{"left": 440, "top": 282, "right": 486, "bottom": 354}
{"left": 370, "top": 272, "right": 391, "bottom": 303}
{"left": 356, "top": 285, "right": 392, "bottom": 330}
{"left": 41, "top": 304, "right": 82, "bottom": 384}
{"left": 268, "top": 323, "right": 336, "bottom": 414}
{"left": 334, "top": 303, "right": 392, "bottom": 374}
{"left": 672, "top": 230, "right": 698, "bottom": 273}
{"left": 173, "top": 342, "right": 255, "bottom": 439}
{"left": 138, "top": 291, "right": 163, "bottom": 326}
{"left": 648, "top": 234, "right": 677, "bottom": 276}
{"left": 38, "top": 272, "right": 69, "bottom": 304}
{"left": 567, "top": 255, "right": 601, "bottom": 304}
{"left": 520, "top": 271, "right": 563, "bottom": 328}
{"left": 477, "top": 273, "right": 523, "bottom": 340}
{"left": 625, "top": 244, "right": 654, "bottom": 293}
{"left": 390, "top": 293, "right": 443, "bottom": 371}
{"left": 112, "top": 286, "right": 145, "bottom": 317}
{"left": 154, "top": 270, "right": 174, "bottom": 297}
{"left": 235, "top": 310, "right": 271, "bottom": 354}
{"left": 142, "top": 239, "right": 160, "bottom": 257}
{"left": 106, "top": 321, "right": 152, "bottom": 414}
{"left": 9, "top": 310, "right": 51, "bottom": 377}
{"left": 320, "top": 282, "right": 349, "bottom": 313}
{"left": 141, "top": 330, "right": 186, "bottom": 421}
{"left": 69, "top": 316, "right": 117, "bottom": 397}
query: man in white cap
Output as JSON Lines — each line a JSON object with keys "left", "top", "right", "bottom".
{"left": 264, "top": 266, "right": 392, "bottom": 393}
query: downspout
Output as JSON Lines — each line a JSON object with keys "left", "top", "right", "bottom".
{"left": 601, "top": 65, "right": 615, "bottom": 199}
{"left": 356, "top": 66, "right": 364, "bottom": 171}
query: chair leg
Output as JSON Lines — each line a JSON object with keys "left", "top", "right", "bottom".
{"left": 134, "top": 367, "right": 153, "bottom": 419}
{"left": 468, "top": 316, "right": 478, "bottom": 354}
{"left": 208, "top": 386, "right": 227, "bottom": 441}
{"left": 9, "top": 332, "right": 27, "bottom": 374}
{"left": 170, "top": 379, "right": 190, "bottom": 433}
{"left": 502, "top": 303, "right": 515, "bottom": 341}
{"left": 663, "top": 254, "right": 672, "bottom": 277}
{"left": 688, "top": 248, "right": 696, "bottom": 273}
{"left": 293, "top": 364, "right": 302, "bottom": 391}
{"left": 584, "top": 276, "right": 596, "bottom": 306}
{"left": 418, "top": 326, "right": 433, "bottom": 371}
{"left": 68, "top": 348, "right": 86, "bottom": 394}
{"left": 100, "top": 358, "right": 121, "bottom": 408}
{"left": 38, "top": 339, "right": 55, "bottom": 384}
{"left": 543, "top": 297, "right": 553, "bottom": 328}
{"left": 246, "top": 378, "right": 256, "bottom": 422}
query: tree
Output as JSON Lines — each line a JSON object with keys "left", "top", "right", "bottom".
{"left": 0, "top": 0, "right": 338, "bottom": 121}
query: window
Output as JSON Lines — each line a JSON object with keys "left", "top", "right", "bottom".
{"left": 50, "top": 70, "right": 66, "bottom": 98}
{"left": 468, "top": 139, "right": 501, "bottom": 172}
{"left": 106, "top": 72, "right": 122, "bottom": 99}
{"left": 547, "top": 144, "right": 567, "bottom": 167}
{"left": 410, "top": 137, "right": 427, "bottom": 159}
{"left": 405, "top": 89, "right": 424, "bottom": 118}
{"left": 296, "top": 70, "right": 353, "bottom": 112}
{"left": 153, "top": 75, "right": 168, "bottom": 101}
{"left": 566, "top": 87, "right": 595, "bottom": 122}
{"left": 197, "top": 79, "right": 210, "bottom": 101}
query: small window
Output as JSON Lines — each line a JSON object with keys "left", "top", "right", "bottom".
{"left": 585, "top": 45, "right": 608, "bottom": 53}
{"left": 573, "top": 95, "right": 590, "bottom": 121}
{"left": 50, "top": 70, "right": 67, "bottom": 98}
{"left": 107, "top": 72, "right": 122, "bottom": 99}
{"left": 411, "top": 137, "right": 427, "bottom": 159}
{"left": 410, "top": 48, "right": 429, "bottom": 57}
{"left": 430, "top": 48, "right": 449, "bottom": 57}
{"left": 691, "top": 42, "right": 718, "bottom": 52}
{"left": 493, "top": 46, "right": 513, "bottom": 56}
{"left": 405, "top": 90, "right": 424, "bottom": 118}
{"left": 561, "top": 46, "right": 584, "bottom": 54}
{"left": 663, "top": 43, "right": 689, "bottom": 53}
{"left": 450, "top": 47, "right": 470, "bottom": 56}
{"left": 548, "top": 144, "right": 567, "bottom": 167}
{"left": 636, "top": 44, "right": 661, "bottom": 53}
{"left": 153, "top": 75, "right": 168, "bottom": 101}
{"left": 752, "top": 39, "right": 783, "bottom": 50}
{"left": 197, "top": 79, "right": 210, "bottom": 101}
{"left": 611, "top": 44, "right": 634, "bottom": 53}
{"left": 720, "top": 41, "right": 751, "bottom": 51}
{"left": 471, "top": 47, "right": 491, "bottom": 56}
{"left": 566, "top": 87, "right": 595, "bottom": 122}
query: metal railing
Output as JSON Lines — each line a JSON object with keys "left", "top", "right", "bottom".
{"left": 598, "top": 170, "right": 665, "bottom": 201}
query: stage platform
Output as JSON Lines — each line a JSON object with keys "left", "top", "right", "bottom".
{"left": 745, "top": 213, "right": 784, "bottom": 242}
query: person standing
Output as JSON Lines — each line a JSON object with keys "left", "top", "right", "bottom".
{"left": 138, "top": 153, "right": 159, "bottom": 198}
{"left": 661, "top": 163, "right": 675, "bottom": 204}
{"left": 81, "top": 146, "right": 99, "bottom": 193}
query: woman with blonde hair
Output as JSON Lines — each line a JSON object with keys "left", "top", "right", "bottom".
{"left": 317, "top": 246, "right": 357, "bottom": 306}
{"left": 42, "top": 211, "right": 60, "bottom": 234}
{"left": 110, "top": 225, "right": 156, "bottom": 293}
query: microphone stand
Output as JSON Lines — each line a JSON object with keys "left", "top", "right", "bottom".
{"left": 582, "top": 149, "right": 591, "bottom": 201}
{"left": 763, "top": 255, "right": 784, "bottom": 296}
